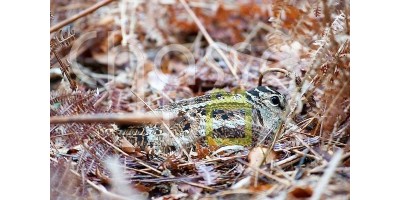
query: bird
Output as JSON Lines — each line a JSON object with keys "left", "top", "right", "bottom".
{"left": 119, "top": 86, "right": 287, "bottom": 154}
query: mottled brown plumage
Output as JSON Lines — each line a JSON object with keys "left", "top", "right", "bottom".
{"left": 119, "top": 86, "right": 287, "bottom": 153}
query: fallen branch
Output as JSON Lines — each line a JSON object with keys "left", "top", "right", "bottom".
{"left": 50, "top": 112, "right": 174, "bottom": 125}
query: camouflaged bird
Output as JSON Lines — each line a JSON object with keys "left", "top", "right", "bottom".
{"left": 119, "top": 86, "right": 287, "bottom": 153}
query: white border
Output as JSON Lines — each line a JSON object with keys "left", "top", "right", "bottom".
{"left": 0, "top": 0, "right": 49, "bottom": 198}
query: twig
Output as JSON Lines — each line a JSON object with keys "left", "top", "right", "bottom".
{"left": 92, "top": 132, "right": 163, "bottom": 175}
{"left": 50, "top": 0, "right": 116, "bottom": 33}
{"left": 214, "top": 42, "right": 272, "bottom": 64}
{"left": 310, "top": 149, "right": 343, "bottom": 200}
{"left": 93, "top": 91, "right": 109, "bottom": 108}
{"left": 271, "top": 154, "right": 302, "bottom": 168}
{"left": 182, "top": 180, "right": 215, "bottom": 191}
{"left": 258, "top": 68, "right": 290, "bottom": 86}
{"left": 178, "top": 0, "right": 239, "bottom": 81}
{"left": 309, "top": 167, "right": 350, "bottom": 174}
{"left": 126, "top": 176, "right": 214, "bottom": 190}
{"left": 157, "top": 90, "right": 174, "bottom": 104}
{"left": 238, "top": 22, "right": 276, "bottom": 50}
{"left": 69, "top": 169, "right": 132, "bottom": 200}
{"left": 237, "top": 159, "right": 291, "bottom": 186}
{"left": 51, "top": 158, "right": 132, "bottom": 200}
{"left": 294, "top": 135, "right": 324, "bottom": 162}
{"left": 50, "top": 112, "right": 174, "bottom": 125}
{"left": 292, "top": 149, "right": 321, "bottom": 161}
{"left": 126, "top": 167, "right": 162, "bottom": 178}
{"left": 178, "top": 154, "right": 247, "bottom": 167}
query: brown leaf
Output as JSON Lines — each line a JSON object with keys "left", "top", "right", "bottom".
{"left": 288, "top": 186, "right": 313, "bottom": 199}
{"left": 162, "top": 155, "right": 179, "bottom": 171}
{"left": 66, "top": 148, "right": 79, "bottom": 155}
{"left": 195, "top": 143, "right": 210, "bottom": 159}
{"left": 133, "top": 183, "right": 152, "bottom": 193}
{"left": 248, "top": 184, "right": 273, "bottom": 192}
{"left": 95, "top": 167, "right": 111, "bottom": 186}
{"left": 245, "top": 147, "right": 277, "bottom": 174}
{"left": 120, "top": 137, "right": 135, "bottom": 154}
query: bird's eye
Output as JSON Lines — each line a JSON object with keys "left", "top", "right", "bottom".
{"left": 270, "top": 96, "right": 280, "bottom": 106}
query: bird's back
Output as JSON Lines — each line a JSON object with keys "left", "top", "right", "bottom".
{"left": 119, "top": 86, "right": 286, "bottom": 153}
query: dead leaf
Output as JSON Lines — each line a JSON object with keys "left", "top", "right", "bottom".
{"left": 248, "top": 184, "right": 273, "bottom": 192}
{"left": 66, "top": 148, "right": 79, "bottom": 155}
{"left": 195, "top": 143, "right": 210, "bottom": 159}
{"left": 120, "top": 137, "right": 135, "bottom": 154}
{"left": 245, "top": 147, "right": 277, "bottom": 174}
{"left": 162, "top": 155, "right": 179, "bottom": 171}
{"left": 133, "top": 183, "right": 152, "bottom": 193}
{"left": 288, "top": 186, "right": 313, "bottom": 199}
{"left": 95, "top": 167, "right": 111, "bottom": 186}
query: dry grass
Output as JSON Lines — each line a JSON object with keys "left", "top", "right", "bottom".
{"left": 50, "top": 0, "right": 350, "bottom": 199}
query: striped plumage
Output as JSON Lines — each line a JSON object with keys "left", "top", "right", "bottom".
{"left": 119, "top": 86, "right": 286, "bottom": 153}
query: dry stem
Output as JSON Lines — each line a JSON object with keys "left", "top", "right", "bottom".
{"left": 50, "top": 112, "right": 174, "bottom": 125}
{"left": 178, "top": 0, "right": 239, "bottom": 81}
{"left": 310, "top": 148, "right": 343, "bottom": 200}
{"left": 50, "top": 0, "right": 116, "bottom": 33}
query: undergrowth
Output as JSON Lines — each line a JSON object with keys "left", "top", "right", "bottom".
{"left": 50, "top": 0, "right": 350, "bottom": 199}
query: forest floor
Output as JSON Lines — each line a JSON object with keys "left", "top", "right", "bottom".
{"left": 50, "top": 0, "right": 350, "bottom": 199}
